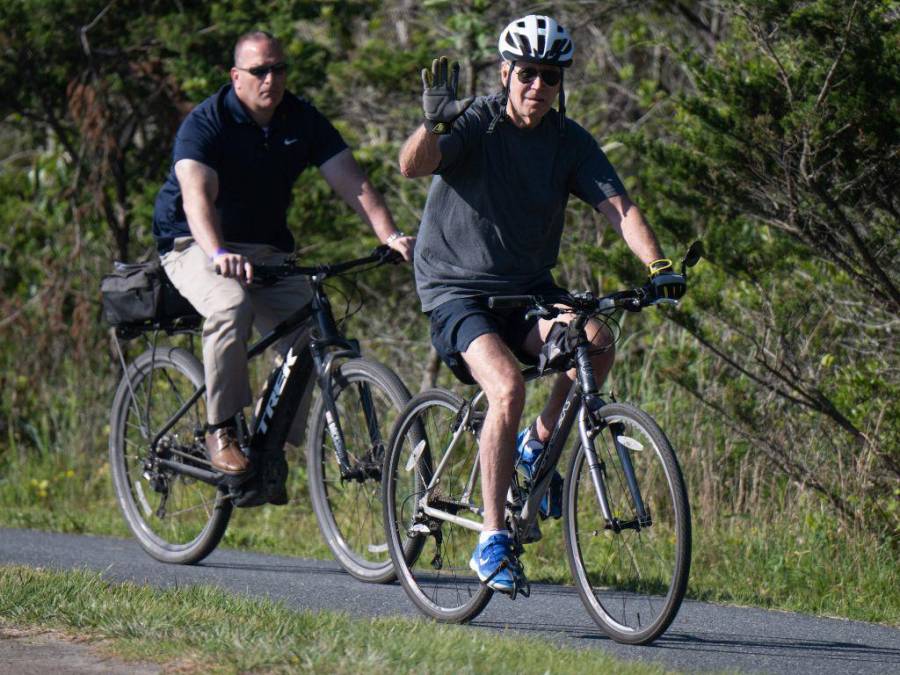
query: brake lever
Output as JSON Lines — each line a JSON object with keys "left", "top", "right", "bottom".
{"left": 525, "top": 304, "right": 556, "bottom": 321}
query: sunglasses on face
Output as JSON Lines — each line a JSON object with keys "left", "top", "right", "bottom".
{"left": 237, "top": 62, "right": 288, "bottom": 78}
{"left": 515, "top": 66, "right": 562, "bottom": 87}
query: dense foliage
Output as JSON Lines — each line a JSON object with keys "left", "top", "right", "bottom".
{"left": 1, "top": 0, "right": 896, "bottom": 543}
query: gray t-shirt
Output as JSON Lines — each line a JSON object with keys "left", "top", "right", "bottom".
{"left": 414, "top": 94, "right": 626, "bottom": 312}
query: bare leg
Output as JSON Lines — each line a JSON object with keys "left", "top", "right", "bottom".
{"left": 461, "top": 333, "right": 526, "bottom": 532}
{"left": 523, "top": 318, "right": 615, "bottom": 442}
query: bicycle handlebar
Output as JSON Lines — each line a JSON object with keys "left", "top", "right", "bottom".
{"left": 486, "top": 242, "right": 703, "bottom": 318}
{"left": 486, "top": 285, "right": 658, "bottom": 320}
{"left": 251, "top": 245, "right": 402, "bottom": 283}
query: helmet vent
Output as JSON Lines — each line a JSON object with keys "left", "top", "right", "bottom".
{"left": 517, "top": 35, "right": 532, "bottom": 54}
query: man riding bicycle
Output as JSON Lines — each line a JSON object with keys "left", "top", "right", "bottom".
{"left": 398, "top": 14, "right": 685, "bottom": 593}
{"left": 153, "top": 30, "right": 414, "bottom": 502}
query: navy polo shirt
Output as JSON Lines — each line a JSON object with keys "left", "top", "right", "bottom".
{"left": 152, "top": 85, "right": 348, "bottom": 254}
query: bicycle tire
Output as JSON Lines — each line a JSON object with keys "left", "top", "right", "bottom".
{"left": 383, "top": 389, "right": 494, "bottom": 622}
{"left": 307, "top": 358, "right": 411, "bottom": 583}
{"left": 563, "top": 402, "right": 691, "bottom": 644}
{"left": 109, "top": 347, "right": 232, "bottom": 564}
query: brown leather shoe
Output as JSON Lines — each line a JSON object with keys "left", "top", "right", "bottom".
{"left": 205, "top": 427, "right": 249, "bottom": 475}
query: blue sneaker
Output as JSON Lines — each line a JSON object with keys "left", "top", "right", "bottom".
{"left": 469, "top": 533, "right": 519, "bottom": 593}
{"left": 516, "top": 428, "right": 563, "bottom": 519}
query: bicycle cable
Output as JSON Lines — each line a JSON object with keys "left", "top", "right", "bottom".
{"left": 325, "top": 259, "right": 385, "bottom": 328}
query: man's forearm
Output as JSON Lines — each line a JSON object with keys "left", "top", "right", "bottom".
{"left": 351, "top": 178, "right": 398, "bottom": 243}
{"left": 174, "top": 159, "right": 225, "bottom": 259}
{"left": 621, "top": 208, "right": 664, "bottom": 264}
{"left": 398, "top": 125, "right": 442, "bottom": 178}
{"left": 184, "top": 201, "right": 225, "bottom": 258}
{"left": 599, "top": 195, "right": 664, "bottom": 264}
{"left": 320, "top": 149, "right": 400, "bottom": 241}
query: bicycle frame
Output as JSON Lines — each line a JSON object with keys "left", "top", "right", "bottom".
{"left": 124, "top": 267, "right": 384, "bottom": 489}
{"left": 415, "top": 313, "right": 649, "bottom": 539}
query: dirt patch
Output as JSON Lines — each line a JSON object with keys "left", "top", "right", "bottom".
{"left": 0, "top": 627, "right": 161, "bottom": 674}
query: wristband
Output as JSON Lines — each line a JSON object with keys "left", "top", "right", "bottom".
{"left": 210, "top": 247, "right": 229, "bottom": 262}
{"left": 424, "top": 118, "right": 451, "bottom": 135}
{"left": 648, "top": 258, "right": 673, "bottom": 277}
{"left": 386, "top": 231, "right": 406, "bottom": 245}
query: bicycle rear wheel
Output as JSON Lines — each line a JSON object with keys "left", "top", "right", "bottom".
{"left": 109, "top": 346, "right": 232, "bottom": 564}
{"left": 564, "top": 402, "right": 690, "bottom": 645}
{"left": 383, "top": 389, "right": 493, "bottom": 622}
{"left": 307, "top": 358, "right": 411, "bottom": 583}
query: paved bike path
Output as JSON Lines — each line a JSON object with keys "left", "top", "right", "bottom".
{"left": 1, "top": 529, "right": 897, "bottom": 674}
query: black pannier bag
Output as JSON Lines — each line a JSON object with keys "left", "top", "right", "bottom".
{"left": 101, "top": 260, "right": 196, "bottom": 327}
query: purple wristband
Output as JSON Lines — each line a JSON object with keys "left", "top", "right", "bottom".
{"left": 210, "top": 247, "right": 229, "bottom": 262}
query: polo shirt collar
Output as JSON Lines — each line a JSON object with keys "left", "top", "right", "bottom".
{"left": 223, "top": 85, "right": 290, "bottom": 128}
{"left": 224, "top": 85, "right": 254, "bottom": 125}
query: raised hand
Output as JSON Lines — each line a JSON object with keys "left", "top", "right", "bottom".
{"left": 421, "top": 56, "right": 475, "bottom": 135}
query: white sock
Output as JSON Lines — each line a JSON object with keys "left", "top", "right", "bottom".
{"left": 479, "top": 529, "right": 510, "bottom": 543}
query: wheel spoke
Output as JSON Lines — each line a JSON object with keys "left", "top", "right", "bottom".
{"left": 385, "top": 390, "right": 492, "bottom": 622}
{"left": 565, "top": 405, "right": 690, "bottom": 645}
{"left": 110, "top": 349, "right": 230, "bottom": 564}
{"left": 307, "top": 360, "right": 410, "bottom": 582}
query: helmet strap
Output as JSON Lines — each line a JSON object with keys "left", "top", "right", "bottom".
{"left": 558, "top": 69, "right": 566, "bottom": 136}
{"left": 488, "top": 59, "right": 515, "bottom": 134}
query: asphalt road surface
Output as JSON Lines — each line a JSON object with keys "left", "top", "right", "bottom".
{"left": 1, "top": 528, "right": 897, "bottom": 674}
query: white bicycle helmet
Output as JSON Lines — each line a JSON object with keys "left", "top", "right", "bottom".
{"left": 489, "top": 15, "right": 573, "bottom": 135}
{"left": 498, "top": 15, "right": 574, "bottom": 67}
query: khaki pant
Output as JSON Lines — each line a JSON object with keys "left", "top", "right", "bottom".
{"left": 161, "top": 238, "right": 314, "bottom": 445}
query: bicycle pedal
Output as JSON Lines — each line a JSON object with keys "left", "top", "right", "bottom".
{"left": 230, "top": 486, "right": 268, "bottom": 508}
{"left": 219, "top": 467, "right": 256, "bottom": 490}
{"left": 517, "top": 579, "right": 531, "bottom": 598}
{"left": 222, "top": 468, "right": 268, "bottom": 508}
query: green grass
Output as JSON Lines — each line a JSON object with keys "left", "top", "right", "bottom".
{"left": 522, "top": 510, "right": 899, "bottom": 625}
{"left": 0, "top": 565, "right": 669, "bottom": 674}
{"left": 0, "top": 441, "right": 334, "bottom": 560}
{"left": 2, "top": 443, "right": 897, "bottom": 626}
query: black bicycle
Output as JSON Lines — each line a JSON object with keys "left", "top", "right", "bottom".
{"left": 383, "top": 244, "right": 701, "bottom": 645}
{"left": 108, "top": 246, "right": 411, "bottom": 582}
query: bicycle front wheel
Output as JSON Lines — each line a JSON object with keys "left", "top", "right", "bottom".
{"left": 564, "top": 402, "right": 691, "bottom": 645}
{"left": 109, "top": 346, "right": 232, "bottom": 564}
{"left": 383, "top": 389, "right": 493, "bottom": 622}
{"left": 307, "top": 358, "right": 411, "bottom": 583}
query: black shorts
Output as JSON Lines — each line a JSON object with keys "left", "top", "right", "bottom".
{"left": 428, "top": 296, "right": 543, "bottom": 385}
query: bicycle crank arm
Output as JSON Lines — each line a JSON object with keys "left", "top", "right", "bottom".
{"left": 156, "top": 458, "right": 227, "bottom": 487}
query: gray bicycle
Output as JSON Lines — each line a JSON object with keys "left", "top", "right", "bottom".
{"left": 383, "top": 244, "right": 701, "bottom": 645}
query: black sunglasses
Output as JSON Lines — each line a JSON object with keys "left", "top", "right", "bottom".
{"left": 515, "top": 66, "right": 562, "bottom": 87}
{"left": 237, "top": 62, "right": 288, "bottom": 78}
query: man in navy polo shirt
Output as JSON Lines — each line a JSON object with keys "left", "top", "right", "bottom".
{"left": 153, "top": 30, "right": 413, "bottom": 496}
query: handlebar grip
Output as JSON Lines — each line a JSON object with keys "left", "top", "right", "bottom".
{"left": 487, "top": 295, "right": 534, "bottom": 309}
{"left": 377, "top": 246, "right": 404, "bottom": 265}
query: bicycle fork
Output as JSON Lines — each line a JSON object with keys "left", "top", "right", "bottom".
{"left": 317, "top": 357, "right": 384, "bottom": 482}
{"left": 578, "top": 407, "right": 651, "bottom": 531}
